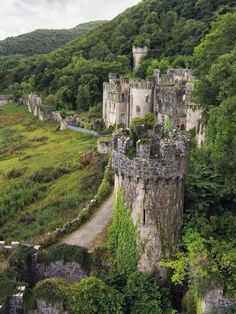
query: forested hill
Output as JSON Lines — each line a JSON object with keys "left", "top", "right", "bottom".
{"left": 0, "top": 21, "right": 107, "bottom": 56}
{"left": 0, "top": 0, "right": 235, "bottom": 111}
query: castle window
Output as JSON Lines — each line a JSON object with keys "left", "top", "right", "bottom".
{"left": 181, "top": 124, "right": 185, "bottom": 130}
{"left": 146, "top": 95, "right": 150, "bottom": 103}
{"left": 136, "top": 106, "right": 141, "bottom": 115}
{"left": 122, "top": 93, "right": 125, "bottom": 102}
{"left": 143, "top": 209, "right": 146, "bottom": 226}
{"left": 197, "top": 121, "right": 201, "bottom": 134}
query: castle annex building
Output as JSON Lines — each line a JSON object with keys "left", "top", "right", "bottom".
{"left": 103, "top": 47, "right": 205, "bottom": 147}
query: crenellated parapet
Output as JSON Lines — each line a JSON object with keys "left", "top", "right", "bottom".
{"left": 132, "top": 46, "right": 148, "bottom": 71}
{"left": 129, "top": 79, "right": 154, "bottom": 90}
{"left": 112, "top": 130, "right": 189, "bottom": 181}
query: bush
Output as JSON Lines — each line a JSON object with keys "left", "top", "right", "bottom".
{"left": 31, "top": 166, "right": 69, "bottom": 183}
{"left": 124, "top": 272, "right": 173, "bottom": 314}
{"left": 96, "top": 161, "right": 113, "bottom": 204}
{"left": 0, "top": 268, "right": 17, "bottom": 304}
{"left": 8, "top": 246, "right": 35, "bottom": 283}
{"left": 7, "top": 168, "right": 24, "bottom": 179}
{"left": 34, "top": 278, "right": 67, "bottom": 304}
{"left": 68, "top": 277, "right": 124, "bottom": 314}
{"left": 44, "top": 244, "right": 91, "bottom": 272}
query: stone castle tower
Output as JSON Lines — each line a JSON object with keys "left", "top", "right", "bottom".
{"left": 112, "top": 129, "right": 190, "bottom": 276}
{"left": 132, "top": 46, "right": 148, "bottom": 71}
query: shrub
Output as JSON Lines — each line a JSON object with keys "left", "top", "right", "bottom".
{"left": 80, "top": 152, "right": 94, "bottom": 167}
{"left": 34, "top": 278, "right": 67, "bottom": 304}
{"left": 68, "top": 277, "right": 124, "bottom": 314}
{"left": 7, "top": 168, "right": 24, "bottom": 179}
{"left": 44, "top": 244, "right": 91, "bottom": 272}
{"left": 124, "top": 272, "right": 173, "bottom": 314}
{"left": 0, "top": 268, "right": 17, "bottom": 304}
{"left": 8, "top": 246, "right": 35, "bottom": 283}
{"left": 31, "top": 166, "right": 69, "bottom": 183}
{"left": 96, "top": 161, "right": 113, "bottom": 204}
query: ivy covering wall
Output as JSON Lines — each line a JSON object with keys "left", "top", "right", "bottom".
{"left": 108, "top": 189, "right": 140, "bottom": 275}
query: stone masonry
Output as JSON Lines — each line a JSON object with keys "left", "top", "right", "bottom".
{"left": 112, "top": 129, "right": 190, "bottom": 277}
{"left": 103, "top": 47, "right": 204, "bottom": 147}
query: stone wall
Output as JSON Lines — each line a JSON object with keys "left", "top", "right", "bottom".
{"left": 201, "top": 289, "right": 235, "bottom": 313}
{"left": 60, "top": 116, "right": 77, "bottom": 131}
{"left": 97, "top": 138, "right": 112, "bottom": 154}
{"left": 35, "top": 260, "right": 88, "bottom": 283}
{"left": 112, "top": 130, "right": 190, "bottom": 276}
{"left": 103, "top": 74, "right": 129, "bottom": 127}
{"left": 0, "top": 95, "right": 9, "bottom": 106}
{"left": 29, "top": 300, "right": 65, "bottom": 314}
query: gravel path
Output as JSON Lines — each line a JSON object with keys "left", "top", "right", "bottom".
{"left": 61, "top": 193, "right": 113, "bottom": 248}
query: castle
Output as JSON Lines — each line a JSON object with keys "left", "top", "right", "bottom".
{"left": 106, "top": 48, "right": 198, "bottom": 276}
{"left": 103, "top": 47, "right": 205, "bottom": 147}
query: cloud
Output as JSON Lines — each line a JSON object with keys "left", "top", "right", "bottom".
{"left": 0, "top": 0, "right": 141, "bottom": 39}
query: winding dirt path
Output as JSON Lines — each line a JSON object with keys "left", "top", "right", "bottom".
{"left": 61, "top": 193, "right": 113, "bottom": 248}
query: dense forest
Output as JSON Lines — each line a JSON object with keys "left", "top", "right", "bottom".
{"left": 0, "top": 0, "right": 235, "bottom": 111}
{"left": 0, "top": 21, "right": 106, "bottom": 56}
{"left": 0, "top": 0, "right": 236, "bottom": 313}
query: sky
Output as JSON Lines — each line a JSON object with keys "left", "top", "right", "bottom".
{"left": 0, "top": 0, "right": 141, "bottom": 40}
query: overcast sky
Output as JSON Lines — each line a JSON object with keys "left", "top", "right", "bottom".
{"left": 0, "top": 0, "right": 141, "bottom": 40}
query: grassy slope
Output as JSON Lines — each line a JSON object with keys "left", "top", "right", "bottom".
{"left": 0, "top": 104, "right": 106, "bottom": 242}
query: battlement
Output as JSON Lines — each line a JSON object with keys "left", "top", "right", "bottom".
{"left": 132, "top": 46, "right": 149, "bottom": 54}
{"left": 132, "top": 46, "right": 148, "bottom": 71}
{"left": 129, "top": 79, "right": 154, "bottom": 90}
{"left": 112, "top": 130, "right": 190, "bottom": 181}
{"left": 154, "top": 68, "right": 195, "bottom": 86}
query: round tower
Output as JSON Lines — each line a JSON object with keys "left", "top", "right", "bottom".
{"left": 132, "top": 46, "right": 148, "bottom": 71}
{"left": 112, "top": 129, "right": 190, "bottom": 277}
{"left": 129, "top": 80, "right": 154, "bottom": 125}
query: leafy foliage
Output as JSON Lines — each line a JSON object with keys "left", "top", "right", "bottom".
{"left": 34, "top": 278, "right": 68, "bottom": 304}
{"left": 0, "top": 268, "right": 17, "bottom": 304}
{"left": 124, "top": 272, "right": 174, "bottom": 314}
{"left": 108, "top": 189, "right": 140, "bottom": 275}
{"left": 41, "top": 244, "right": 91, "bottom": 272}
{"left": 0, "top": 0, "right": 233, "bottom": 110}
{"left": 69, "top": 277, "right": 124, "bottom": 314}
{"left": 0, "top": 21, "right": 107, "bottom": 56}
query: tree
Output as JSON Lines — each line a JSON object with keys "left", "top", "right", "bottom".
{"left": 69, "top": 277, "right": 124, "bottom": 314}
{"left": 124, "top": 272, "right": 173, "bottom": 314}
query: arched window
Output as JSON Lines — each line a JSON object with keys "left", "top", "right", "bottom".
{"left": 143, "top": 209, "right": 146, "bottom": 226}
{"left": 145, "top": 95, "right": 150, "bottom": 103}
{"left": 136, "top": 106, "right": 141, "bottom": 115}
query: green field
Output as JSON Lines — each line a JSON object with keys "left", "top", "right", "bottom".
{"left": 0, "top": 104, "right": 106, "bottom": 242}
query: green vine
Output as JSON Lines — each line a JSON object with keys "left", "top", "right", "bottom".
{"left": 108, "top": 188, "right": 140, "bottom": 275}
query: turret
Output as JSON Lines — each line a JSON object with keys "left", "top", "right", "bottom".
{"left": 132, "top": 46, "right": 148, "bottom": 71}
{"left": 112, "top": 129, "right": 190, "bottom": 277}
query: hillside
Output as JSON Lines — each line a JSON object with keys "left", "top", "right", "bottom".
{"left": 0, "top": 21, "right": 107, "bottom": 56}
{"left": 0, "top": 104, "right": 107, "bottom": 242}
{"left": 0, "top": 0, "right": 235, "bottom": 111}
{"left": 0, "top": 0, "right": 236, "bottom": 313}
